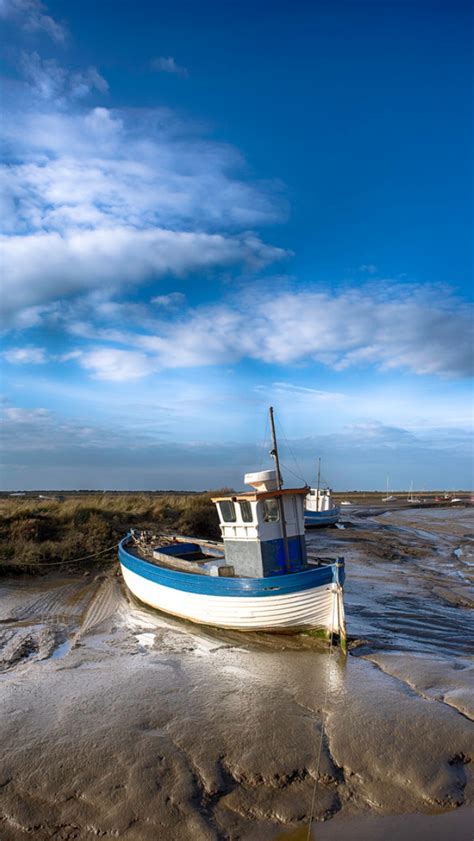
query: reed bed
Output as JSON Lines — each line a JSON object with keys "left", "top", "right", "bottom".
{"left": 0, "top": 493, "right": 222, "bottom": 573}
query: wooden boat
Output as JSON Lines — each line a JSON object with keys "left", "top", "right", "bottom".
{"left": 304, "top": 459, "right": 340, "bottom": 527}
{"left": 118, "top": 409, "right": 346, "bottom": 644}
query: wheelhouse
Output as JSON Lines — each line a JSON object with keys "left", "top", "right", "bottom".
{"left": 212, "top": 470, "right": 309, "bottom": 578}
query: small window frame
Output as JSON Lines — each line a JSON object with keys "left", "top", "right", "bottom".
{"left": 238, "top": 500, "right": 253, "bottom": 523}
{"left": 219, "top": 500, "right": 237, "bottom": 523}
{"left": 262, "top": 498, "right": 280, "bottom": 523}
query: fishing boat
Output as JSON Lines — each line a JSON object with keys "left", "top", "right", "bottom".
{"left": 118, "top": 408, "right": 346, "bottom": 644}
{"left": 304, "top": 459, "right": 340, "bottom": 527}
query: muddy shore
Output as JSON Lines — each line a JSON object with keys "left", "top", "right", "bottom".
{"left": 0, "top": 506, "right": 473, "bottom": 840}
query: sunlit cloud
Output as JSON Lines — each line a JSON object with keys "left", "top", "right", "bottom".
{"left": 3, "top": 345, "right": 47, "bottom": 364}
{"left": 78, "top": 348, "right": 157, "bottom": 381}
{"left": 53, "top": 283, "right": 473, "bottom": 379}
{"left": 1, "top": 228, "right": 286, "bottom": 325}
{"left": 1, "top": 88, "right": 288, "bottom": 324}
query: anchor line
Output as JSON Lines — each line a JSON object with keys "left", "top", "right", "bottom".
{"left": 306, "top": 591, "right": 336, "bottom": 840}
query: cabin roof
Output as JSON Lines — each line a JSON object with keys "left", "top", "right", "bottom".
{"left": 211, "top": 487, "right": 309, "bottom": 503}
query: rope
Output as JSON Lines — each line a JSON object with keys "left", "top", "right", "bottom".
{"left": 259, "top": 412, "right": 269, "bottom": 468}
{"left": 275, "top": 415, "right": 307, "bottom": 485}
{"left": 19, "top": 543, "right": 119, "bottom": 567}
{"left": 279, "top": 459, "right": 309, "bottom": 486}
{"left": 306, "top": 596, "right": 336, "bottom": 839}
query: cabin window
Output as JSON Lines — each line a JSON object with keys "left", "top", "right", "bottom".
{"left": 219, "top": 501, "right": 236, "bottom": 522}
{"left": 262, "top": 499, "right": 280, "bottom": 522}
{"left": 239, "top": 501, "right": 253, "bottom": 522}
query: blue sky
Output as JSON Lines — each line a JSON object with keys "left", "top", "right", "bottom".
{"left": 0, "top": 0, "right": 472, "bottom": 491}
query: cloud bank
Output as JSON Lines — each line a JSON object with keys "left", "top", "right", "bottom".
{"left": 1, "top": 65, "right": 288, "bottom": 325}
{"left": 2, "top": 404, "right": 471, "bottom": 491}
{"left": 48, "top": 283, "right": 473, "bottom": 380}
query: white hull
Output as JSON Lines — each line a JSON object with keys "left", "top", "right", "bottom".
{"left": 121, "top": 564, "right": 341, "bottom": 632}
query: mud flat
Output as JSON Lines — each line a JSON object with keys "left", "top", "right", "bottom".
{"left": 0, "top": 507, "right": 473, "bottom": 840}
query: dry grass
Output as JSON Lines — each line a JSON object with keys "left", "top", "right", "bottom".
{"left": 0, "top": 493, "right": 221, "bottom": 573}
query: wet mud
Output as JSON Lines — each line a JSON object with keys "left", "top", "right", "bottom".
{"left": 0, "top": 506, "right": 473, "bottom": 840}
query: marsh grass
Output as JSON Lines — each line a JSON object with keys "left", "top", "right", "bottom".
{"left": 0, "top": 493, "right": 221, "bottom": 573}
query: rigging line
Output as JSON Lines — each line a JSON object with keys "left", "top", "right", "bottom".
{"left": 275, "top": 415, "right": 307, "bottom": 485}
{"left": 22, "top": 543, "right": 119, "bottom": 567}
{"left": 306, "top": 607, "right": 336, "bottom": 839}
{"left": 259, "top": 411, "right": 269, "bottom": 469}
{"left": 279, "top": 460, "right": 308, "bottom": 486}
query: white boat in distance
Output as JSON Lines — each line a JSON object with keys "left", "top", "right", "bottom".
{"left": 304, "top": 459, "right": 340, "bottom": 527}
{"left": 408, "top": 481, "right": 421, "bottom": 504}
{"left": 382, "top": 474, "right": 395, "bottom": 502}
{"left": 119, "top": 409, "right": 346, "bottom": 646}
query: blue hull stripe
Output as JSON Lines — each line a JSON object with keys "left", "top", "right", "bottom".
{"left": 119, "top": 538, "right": 343, "bottom": 597}
{"left": 304, "top": 510, "right": 339, "bottom": 525}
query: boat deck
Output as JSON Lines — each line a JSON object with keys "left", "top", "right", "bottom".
{"left": 124, "top": 537, "right": 336, "bottom": 579}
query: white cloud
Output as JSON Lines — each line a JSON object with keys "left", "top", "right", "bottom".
{"left": 78, "top": 348, "right": 156, "bottom": 381}
{"left": 61, "top": 283, "right": 473, "bottom": 379}
{"left": 1, "top": 96, "right": 288, "bottom": 323}
{"left": 3, "top": 105, "right": 285, "bottom": 235}
{"left": 258, "top": 382, "right": 345, "bottom": 400}
{"left": 18, "top": 52, "right": 108, "bottom": 101}
{"left": 3, "top": 406, "right": 51, "bottom": 422}
{"left": 1, "top": 227, "right": 286, "bottom": 324}
{"left": 3, "top": 345, "right": 47, "bottom": 364}
{"left": 0, "top": 0, "right": 66, "bottom": 42}
{"left": 151, "top": 292, "right": 186, "bottom": 308}
{"left": 151, "top": 56, "right": 188, "bottom": 78}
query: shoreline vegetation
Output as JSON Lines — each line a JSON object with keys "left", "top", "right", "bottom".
{"left": 0, "top": 491, "right": 471, "bottom": 574}
{"left": 0, "top": 492, "right": 225, "bottom": 574}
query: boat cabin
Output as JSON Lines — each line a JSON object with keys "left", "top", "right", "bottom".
{"left": 305, "top": 487, "right": 335, "bottom": 513}
{"left": 211, "top": 470, "right": 309, "bottom": 578}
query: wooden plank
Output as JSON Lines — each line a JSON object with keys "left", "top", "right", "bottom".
{"left": 211, "top": 487, "right": 309, "bottom": 503}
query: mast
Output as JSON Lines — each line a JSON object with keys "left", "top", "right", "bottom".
{"left": 316, "top": 457, "right": 321, "bottom": 508}
{"left": 269, "top": 406, "right": 291, "bottom": 573}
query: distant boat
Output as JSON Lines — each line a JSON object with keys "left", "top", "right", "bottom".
{"left": 304, "top": 459, "right": 340, "bottom": 527}
{"left": 118, "top": 408, "right": 346, "bottom": 644}
{"left": 407, "top": 481, "right": 421, "bottom": 504}
{"left": 382, "top": 474, "right": 395, "bottom": 502}
{"left": 340, "top": 500, "right": 352, "bottom": 506}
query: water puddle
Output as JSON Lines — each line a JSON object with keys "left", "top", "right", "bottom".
{"left": 51, "top": 638, "right": 72, "bottom": 659}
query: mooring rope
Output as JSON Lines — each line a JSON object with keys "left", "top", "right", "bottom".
{"left": 20, "top": 543, "right": 119, "bottom": 567}
{"left": 306, "top": 594, "right": 336, "bottom": 839}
